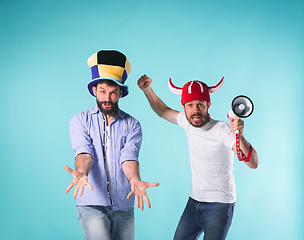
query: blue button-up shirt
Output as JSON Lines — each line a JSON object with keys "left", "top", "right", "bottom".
{"left": 69, "top": 105, "right": 142, "bottom": 210}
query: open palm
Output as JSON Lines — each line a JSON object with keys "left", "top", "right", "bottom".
{"left": 127, "top": 181, "right": 159, "bottom": 211}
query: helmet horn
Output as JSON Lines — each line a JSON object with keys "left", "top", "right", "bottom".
{"left": 168, "top": 78, "right": 182, "bottom": 95}
{"left": 208, "top": 77, "right": 224, "bottom": 93}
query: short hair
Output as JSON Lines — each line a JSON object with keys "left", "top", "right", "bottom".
{"left": 94, "top": 80, "right": 122, "bottom": 91}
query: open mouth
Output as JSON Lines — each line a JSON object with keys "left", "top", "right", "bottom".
{"left": 192, "top": 116, "right": 201, "bottom": 120}
{"left": 103, "top": 102, "right": 113, "bottom": 108}
{"left": 191, "top": 114, "right": 203, "bottom": 120}
{"left": 190, "top": 114, "right": 204, "bottom": 125}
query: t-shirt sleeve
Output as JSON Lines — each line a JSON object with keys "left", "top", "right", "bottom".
{"left": 177, "top": 111, "right": 188, "bottom": 130}
{"left": 219, "top": 122, "right": 236, "bottom": 151}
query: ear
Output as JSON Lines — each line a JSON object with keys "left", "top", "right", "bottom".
{"left": 119, "top": 89, "right": 123, "bottom": 98}
{"left": 207, "top": 102, "right": 211, "bottom": 110}
{"left": 92, "top": 86, "right": 97, "bottom": 96}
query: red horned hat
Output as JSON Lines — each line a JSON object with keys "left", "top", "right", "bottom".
{"left": 168, "top": 77, "right": 224, "bottom": 105}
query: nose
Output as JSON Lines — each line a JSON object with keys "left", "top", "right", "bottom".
{"left": 194, "top": 104, "right": 201, "bottom": 113}
{"left": 104, "top": 93, "right": 111, "bottom": 102}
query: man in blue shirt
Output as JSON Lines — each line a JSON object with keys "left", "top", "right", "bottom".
{"left": 64, "top": 50, "right": 159, "bottom": 240}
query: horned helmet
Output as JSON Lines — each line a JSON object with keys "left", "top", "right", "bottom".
{"left": 168, "top": 77, "right": 224, "bottom": 105}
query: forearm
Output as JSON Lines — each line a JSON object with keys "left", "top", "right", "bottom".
{"left": 75, "top": 153, "right": 93, "bottom": 176}
{"left": 142, "top": 87, "right": 178, "bottom": 124}
{"left": 143, "top": 87, "right": 170, "bottom": 117}
{"left": 239, "top": 135, "right": 259, "bottom": 169}
{"left": 121, "top": 160, "right": 141, "bottom": 185}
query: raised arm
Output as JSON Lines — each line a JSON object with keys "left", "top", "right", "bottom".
{"left": 138, "top": 75, "right": 179, "bottom": 124}
{"left": 230, "top": 117, "right": 259, "bottom": 169}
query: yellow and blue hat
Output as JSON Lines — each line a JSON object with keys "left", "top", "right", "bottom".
{"left": 87, "top": 50, "right": 131, "bottom": 97}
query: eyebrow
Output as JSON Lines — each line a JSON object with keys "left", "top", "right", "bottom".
{"left": 187, "top": 101, "right": 205, "bottom": 105}
{"left": 98, "top": 86, "right": 120, "bottom": 93}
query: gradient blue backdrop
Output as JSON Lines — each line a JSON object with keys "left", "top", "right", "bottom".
{"left": 1, "top": 0, "right": 303, "bottom": 239}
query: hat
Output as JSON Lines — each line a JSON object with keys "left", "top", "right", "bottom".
{"left": 87, "top": 50, "right": 131, "bottom": 97}
{"left": 168, "top": 77, "right": 224, "bottom": 105}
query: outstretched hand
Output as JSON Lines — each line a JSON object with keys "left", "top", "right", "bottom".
{"left": 64, "top": 165, "right": 93, "bottom": 199}
{"left": 127, "top": 181, "right": 159, "bottom": 211}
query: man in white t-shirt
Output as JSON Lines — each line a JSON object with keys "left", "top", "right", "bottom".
{"left": 137, "top": 74, "right": 259, "bottom": 240}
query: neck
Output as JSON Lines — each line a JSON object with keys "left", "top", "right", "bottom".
{"left": 97, "top": 104, "right": 119, "bottom": 126}
{"left": 201, "top": 114, "right": 210, "bottom": 127}
{"left": 102, "top": 108, "right": 118, "bottom": 126}
{"left": 105, "top": 114, "right": 115, "bottom": 126}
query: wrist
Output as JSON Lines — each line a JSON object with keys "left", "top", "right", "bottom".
{"left": 76, "top": 169, "right": 88, "bottom": 176}
{"left": 130, "top": 178, "right": 141, "bottom": 186}
{"left": 143, "top": 87, "right": 152, "bottom": 94}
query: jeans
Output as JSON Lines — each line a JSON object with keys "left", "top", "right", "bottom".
{"left": 173, "top": 197, "right": 235, "bottom": 240}
{"left": 77, "top": 205, "right": 134, "bottom": 240}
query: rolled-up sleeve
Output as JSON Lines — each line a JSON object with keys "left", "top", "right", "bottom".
{"left": 69, "top": 114, "right": 95, "bottom": 159}
{"left": 119, "top": 120, "right": 142, "bottom": 165}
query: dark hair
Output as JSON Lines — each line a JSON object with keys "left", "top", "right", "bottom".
{"left": 94, "top": 80, "right": 122, "bottom": 90}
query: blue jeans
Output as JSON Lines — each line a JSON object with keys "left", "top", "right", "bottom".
{"left": 77, "top": 205, "right": 134, "bottom": 240}
{"left": 173, "top": 198, "right": 235, "bottom": 240}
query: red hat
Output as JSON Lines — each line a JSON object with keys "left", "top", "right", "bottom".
{"left": 168, "top": 77, "right": 224, "bottom": 105}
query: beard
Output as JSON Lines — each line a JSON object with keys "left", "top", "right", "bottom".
{"left": 97, "top": 100, "right": 119, "bottom": 115}
{"left": 186, "top": 112, "right": 210, "bottom": 128}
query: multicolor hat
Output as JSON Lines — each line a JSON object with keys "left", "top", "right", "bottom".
{"left": 168, "top": 77, "right": 224, "bottom": 104}
{"left": 87, "top": 50, "right": 131, "bottom": 97}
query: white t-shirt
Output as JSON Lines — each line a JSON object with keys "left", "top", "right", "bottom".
{"left": 177, "top": 112, "right": 236, "bottom": 203}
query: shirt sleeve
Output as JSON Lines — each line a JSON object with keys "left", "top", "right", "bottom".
{"left": 69, "top": 114, "right": 95, "bottom": 159}
{"left": 219, "top": 122, "right": 236, "bottom": 151}
{"left": 119, "top": 119, "right": 142, "bottom": 166}
{"left": 177, "top": 111, "right": 188, "bottom": 130}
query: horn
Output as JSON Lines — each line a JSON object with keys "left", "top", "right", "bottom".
{"left": 208, "top": 76, "right": 224, "bottom": 93}
{"left": 168, "top": 78, "right": 182, "bottom": 95}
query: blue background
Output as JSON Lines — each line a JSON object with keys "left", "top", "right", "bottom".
{"left": 1, "top": 0, "right": 303, "bottom": 239}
